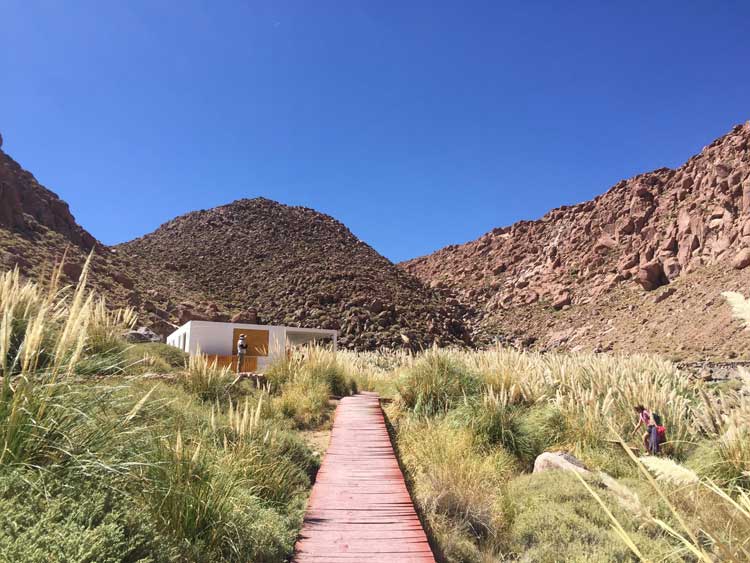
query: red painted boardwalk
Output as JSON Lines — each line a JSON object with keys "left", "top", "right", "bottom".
{"left": 294, "top": 392, "right": 435, "bottom": 562}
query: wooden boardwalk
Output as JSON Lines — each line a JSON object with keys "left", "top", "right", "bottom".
{"left": 294, "top": 392, "right": 435, "bottom": 562}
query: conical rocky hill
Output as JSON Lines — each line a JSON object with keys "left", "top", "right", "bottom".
{"left": 0, "top": 138, "right": 472, "bottom": 349}
{"left": 116, "top": 198, "right": 473, "bottom": 349}
{"left": 402, "top": 122, "right": 750, "bottom": 359}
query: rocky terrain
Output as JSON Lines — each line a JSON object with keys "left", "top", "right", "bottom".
{"left": 0, "top": 136, "right": 138, "bottom": 303}
{"left": 402, "top": 122, "right": 750, "bottom": 359}
{"left": 116, "top": 198, "right": 473, "bottom": 349}
{"left": 5, "top": 122, "right": 750, "bottom": 358}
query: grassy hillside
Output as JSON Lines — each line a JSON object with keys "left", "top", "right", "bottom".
{"left": 0, "top": 261, "right": 357, "bottom": 562}
{"left": 2, "top": 258, "right": 748, "bottom": 562}
{"left": 359, "top": 347, "right": 750, "bottom": 562}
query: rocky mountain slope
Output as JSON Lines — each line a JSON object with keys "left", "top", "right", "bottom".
{"left": 115, "top": 198, "right": 472, "bottom": 349}
{"left": 0, "top": 136, "right": 138, "bottom": 303}
{"left": 0, "top": 137, "right": 472, "bottom": 349}
{"left": 402, "top": 122, "right": 750, "bottom": 359}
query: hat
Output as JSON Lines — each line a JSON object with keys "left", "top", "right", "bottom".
{"left": 239, "top": 334, "right": 246, "bottom": 338}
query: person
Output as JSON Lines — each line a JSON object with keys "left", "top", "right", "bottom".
{"left": 632, "top": 404, "right": 657, "bottom": 454}
{"left": 236, "top": 334, "right": 248, "bottom": 374}
{"left": 652, "top": 412, "right": 667, "bottom": 454}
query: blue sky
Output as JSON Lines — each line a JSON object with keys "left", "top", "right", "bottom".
{"left": 2, "top": 1, "right": 749, "bottom": 262}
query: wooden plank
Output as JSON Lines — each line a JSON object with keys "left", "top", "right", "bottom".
{"left": 206, "top": 354, "right": 257, "bottom": 372}
{"left": 294, "top": 393, "right": 435, "bottom": 562}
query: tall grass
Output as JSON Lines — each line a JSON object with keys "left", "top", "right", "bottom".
{"left": 0, "top": 261, "right": 322, "bottom": 562}
{"left": 181, "top": 349, "right": 234, "bottom": 401}
{"left": 264, "top": 346, "right": 358, "bottom": 428}
{"left": 266, "top": 346, "right": 355, "bottom": 396}
{"left": 394, "top": 417, "right": 514, "bottom": 561}
{"left": 396, "top": 347, "right": 480, "bottom": 417}
{"left": 0, "top": 262, "right": 140, "bottom": 466}
{"left": 384, "top": 345, "right": 750, "bottom": 561}
{"left": 145, "top": 432, "right": 242, "bottom": 555}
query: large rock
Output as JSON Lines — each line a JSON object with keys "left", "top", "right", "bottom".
{"left": 533, "top": 452, "right": 644, "bottom": 515}
{"left": 125, "top": 326, "right": 163, "bottom": 343}
{"left": 230, "top": 309, "right": 259, "bottom": 324}
{"left": 732, "top": 248, "right": 750, "bottom": 270}
{"left": 0, "top": 149, "right": 97, "bottom": 250}
{"left": 636, "top": 261, "right": 667, "bottom": 291}
{"left": 552, "top": 290, "right": 572, "bottom": 310}
{"left": 533, "top": 452, "right": 589, "bottom": 475}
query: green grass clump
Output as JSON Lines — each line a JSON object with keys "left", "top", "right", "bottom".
{"left": 274, "top": 376, "right": 331, "bottom": 429}
{"left": 396, "top": 347, "right": 479, "bottom": 417}
{"left": 123, "top": 342, "right": 189, "bottom": 374}
{"left": 266, "top": 346, "right": 356, "bottom": 397}
{"left": 0, "top": 469, "right": 176, "bottom": 563}
{"left": 395, "top": 418, "right": 514, "bottom": 561}
{"left": 503, "top": 471, "right": 673, "bottom": 562}
{"left": 181, "top": 351, "right": 234, "bottom": 401}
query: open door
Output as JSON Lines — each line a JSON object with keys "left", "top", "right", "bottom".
{"left": 232, "top": 328, "right": 269, "bottom": 356}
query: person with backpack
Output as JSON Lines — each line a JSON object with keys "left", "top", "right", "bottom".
{"left": 651, "top": 412, "right": 667, "bottom": 455}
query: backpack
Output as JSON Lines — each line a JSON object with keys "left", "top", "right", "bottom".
{"left": 652, "top": 412, "right": 662, "bottom": 426}
{"left": 656, "top": 425, "right": 666, "bottom": 443}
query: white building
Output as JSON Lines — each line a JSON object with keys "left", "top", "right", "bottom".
{"left": 166, "top": 320, "right": 338, "bottom": 372}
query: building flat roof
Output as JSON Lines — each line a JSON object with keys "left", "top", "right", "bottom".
{"left": 168, "top": 320, "right": 337, "bottom": 339}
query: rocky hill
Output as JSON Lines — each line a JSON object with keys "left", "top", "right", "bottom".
{"left": 115, "top": 198, "right": 473, "bottom": 349}
{"left": 0, "top": 137, "right": 471, "bottom": 349}
{"left": 402, "top": 122, "right": 750, "bottom": 360}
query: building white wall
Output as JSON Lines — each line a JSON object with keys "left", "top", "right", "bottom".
{"left": 166, "top": 323, "right": 190, "bottom": 352}
{"left": 167, "top": 321, "right": 337, "bottom": 371}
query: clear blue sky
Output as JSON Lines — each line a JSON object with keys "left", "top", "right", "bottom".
{"left": 2, "top": 1, "right": 749, "bottom": 262}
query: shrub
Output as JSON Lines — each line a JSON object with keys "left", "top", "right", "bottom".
{"left": 0, "top": 469, "right": 176, "bottom": 563}
{"left": 0, "top": 379, "right": 132, "bottom": 467}
{"left": 86, "top": 298, "right": 137, "bottom": 356}
{"left": 181, "top": 352, "right": 234, "bottom": 401}
{"left": 504, "top": 471, "right": 675, "bottom": 561}
{"left": 264, "top": 355, "right": 300, "bottom": 392}
{"left": 142, "top": 432, "right": 242, "bottom": 558}
{"left": 396, "top": 418, "right": 513, "bottom": 559}
{"left": 273, "top": 376, "right": 330, "bottom": 429}
{"left": 266, "top": 346, "right": 356, "bottom": 398}
{"left": 396, "top": 347, "right": 480, "bottom": 417}
{"left": 690, "top": 388, "right": 750, "bottom": 487}
{"left": 124, "top": 342, "right": 189, "bottom": 375}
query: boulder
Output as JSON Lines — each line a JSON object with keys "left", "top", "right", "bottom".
{"left": 732, "top": 248, "right": 750, "bottom": 270}
{"left": 533, "top": 452, "right": 589, "bottom": 475}
{"left": 662, "top": 257, "right": 681, "bottom": 280}
{"left": 636, "top": 260, "right": 667, "bottom": 291}
{"left": 230, "top": 309, "right": 259, "bottom": 324}
{"left": 653, "top": 286, "right": 676, "bottom": 304}
{"left": 62, "top": 261, "right": 84, "bottom": 281}
{"left": 112, "top": 272, "right": 135, "bottom": 289}
{"left": 552, "top": 290, "right": 572, "bottom": 310}
{"left": 125, "top": 326, "right": 163, "bottom": 343}
{"left": 533, "top": 452, "right": 644, "bottom": 515}
{"left": 594, "top": 233, "right": 617, "bottom": 253}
